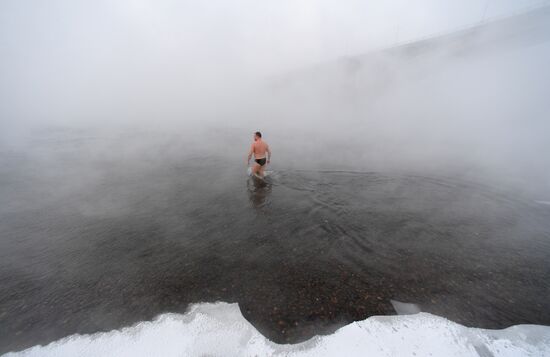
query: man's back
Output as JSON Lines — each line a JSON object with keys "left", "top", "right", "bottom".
{"left": 252, "top": 140, "right": 269, "bottom": 159}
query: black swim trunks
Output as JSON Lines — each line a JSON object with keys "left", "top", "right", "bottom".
{"left": 255, "top": 158, "right": 267, "bottom": 166}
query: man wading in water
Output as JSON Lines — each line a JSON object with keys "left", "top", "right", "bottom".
{"left": 247, "top": 131, "right": 271, "bottom": 178}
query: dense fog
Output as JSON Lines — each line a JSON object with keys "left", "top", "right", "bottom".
{"left": 1, "top": 0, "right": 550, "bottom": 196}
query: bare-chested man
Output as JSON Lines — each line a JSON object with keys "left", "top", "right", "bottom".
{"left": 247, "top": 131, "right": 271, "bottom": 178}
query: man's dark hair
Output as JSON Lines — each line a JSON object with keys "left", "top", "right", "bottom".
{"left": 255, "top": 131, "right": 262, "bottom": 138}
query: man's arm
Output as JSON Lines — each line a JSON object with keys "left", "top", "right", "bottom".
{"left": 266, "top": 144, "right": 271, "bottom": 164}
{"left": 247, "top": 144, "right": 254, "bottom": 164}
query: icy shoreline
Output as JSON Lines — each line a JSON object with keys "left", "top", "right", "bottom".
{"left": 4, "top": 302, "right": 550, "bottom": 357}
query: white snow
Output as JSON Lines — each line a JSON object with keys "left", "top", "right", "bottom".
{"left": 3, "top": 302, "right": 550, "bottom": 357}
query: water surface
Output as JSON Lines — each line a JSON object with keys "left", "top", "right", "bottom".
{"left": 1, "top": 130, "right": 549, "bottom": 354}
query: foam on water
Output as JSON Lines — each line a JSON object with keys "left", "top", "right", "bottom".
{"left": 4, "top": 302, "right": 550, "bottom": 357}
{"left": 247, "top": 167, "right": 273, "bottom": 178}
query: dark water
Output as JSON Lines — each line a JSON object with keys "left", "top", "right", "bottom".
{"left": 1, "top": 131, "right": 550, "bottom": 354}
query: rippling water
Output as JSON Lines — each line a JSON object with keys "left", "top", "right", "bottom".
{"left": 1, "top": 130, "right": 550, "bottom": 353}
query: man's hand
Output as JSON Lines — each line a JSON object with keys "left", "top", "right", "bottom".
{"left": 247, "top": 144, "right": 254, "bottom": 165}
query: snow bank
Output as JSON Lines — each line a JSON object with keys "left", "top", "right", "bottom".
{"left": 4, "top": 302, "right": 550, "bottom": 357}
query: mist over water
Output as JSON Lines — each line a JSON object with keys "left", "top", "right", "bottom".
{"left": 1, "top": 0, "right": 550, "bottom": 354}
{"left": 1, "top": 128, "right": 550, "bottom": 354}
{"left": 3, "top": 1, "right": 550, "bottom": 194}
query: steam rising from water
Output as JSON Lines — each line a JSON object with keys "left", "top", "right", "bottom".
{"left": 2, "top": 1, "right": 550, "bottom": 196}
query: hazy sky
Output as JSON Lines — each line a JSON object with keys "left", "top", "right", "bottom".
{"left": 1, "top": 0, "right": 549, "bottom": 126}
{"left": 1, "top": 0, "right": 549, "bottom": 76}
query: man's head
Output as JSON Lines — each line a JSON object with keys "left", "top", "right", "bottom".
{"left": 254, "top": 131, "right": 262, "bottom": 141}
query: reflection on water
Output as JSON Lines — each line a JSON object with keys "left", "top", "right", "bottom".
{"left": 247, "top": 175, "right": 272, "bottom": 209}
